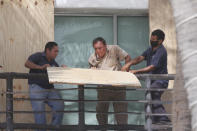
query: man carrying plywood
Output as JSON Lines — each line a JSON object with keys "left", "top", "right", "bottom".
{"left": 88, "top": 37, "right": 131, "bottom": 128}
{"left": 122, "top": 29, "right": 171, "bottom": 124}
{"left": 25, "top": 42, "right": 65, "bottom": 130}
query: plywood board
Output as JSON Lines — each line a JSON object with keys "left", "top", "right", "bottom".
{"left": 47, "top": 67, "right": 141, "bottom": 88}
{"left": 0, "top": 0, "right": 54, "bottom": 125}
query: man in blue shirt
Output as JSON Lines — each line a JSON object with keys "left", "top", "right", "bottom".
{"left": 122, "top": 29, "right": 170, "bottom": 123}
{"left": 25, "top": 42, "right": 65, "bottom": 130}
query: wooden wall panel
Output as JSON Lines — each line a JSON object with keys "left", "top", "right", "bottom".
{"left": 0, "top": 0, "right": 54, "bottom": 126}
{"left": 149, "top": 0, "right": 177, "bottom": 120}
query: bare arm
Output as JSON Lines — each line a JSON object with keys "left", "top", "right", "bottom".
{"left": 25, "top": 60, "right": 50, "bottom": 70}
{"left": 125, "top": 55, "right": 131, "bottom": 64}
{"left": 130, "top": 65, "right": 155, "bottom": 74}
{"left": 122, "top": 56, "right": 145, "bottom": 71}
{"left": 128, "top": 56, "right": 144, "bottom": 65}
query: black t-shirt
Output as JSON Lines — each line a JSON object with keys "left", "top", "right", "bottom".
{"left": 28, "top": 52, "right": 59, "bottom": 89}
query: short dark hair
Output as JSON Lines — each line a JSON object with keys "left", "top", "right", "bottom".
{"left": 151, "top": 29, "right": 165, "bottom": 41}
{"left": 92, "top": 37, "right": 106, "bottom": 46}
{"left": 44, "top": 41, "right": 58, "bottom": 52}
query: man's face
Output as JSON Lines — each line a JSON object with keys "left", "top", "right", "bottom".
{"left": 150, "top": 35, "right": 163, "bottom": 46}
{"left": 93, "top": 41, "right": 107, "bottom": 59}
{"left": 46, "top": 46, "right": 59, "bottom": 60}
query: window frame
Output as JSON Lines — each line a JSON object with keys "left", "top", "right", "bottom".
{"left": 54, "top": 11, "right": 148, "bottom": 45}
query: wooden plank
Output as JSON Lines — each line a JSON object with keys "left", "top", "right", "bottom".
{"left": 47, "top": 67, "right": 141, "bottom": 88}
{"left": 0, "top": 0, "right": 54, "bottom": 125}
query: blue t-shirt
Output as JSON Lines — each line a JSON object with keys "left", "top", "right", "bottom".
{"left": 28, "top": 52, "right": 59, "bottom": 89}
{"left": 141, "top": 45, "right": 168, "bottom": 86}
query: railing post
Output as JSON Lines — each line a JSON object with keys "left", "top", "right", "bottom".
{"left": 78, "top": 85, "right": 85, "bottom": 131}
{"left": 145, "top": 77, "right": 152, "bottom": 131}
{"left": 6, "top": 74, "right": 14, "bottom": 131}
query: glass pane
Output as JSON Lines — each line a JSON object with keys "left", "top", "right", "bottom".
{"left": 54, "top": 16, "right": 113, "bottom": 125}
{"left": 118, "top": 16, "right": 149, "bottom": 125}
{"left": 55, "top": 16, "right": 113, "bottom": 68}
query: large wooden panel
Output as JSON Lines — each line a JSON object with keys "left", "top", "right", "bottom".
{"left": 0, "top": 0, "right": 54, "bottom": 125}
{"left": 48, "top": 67, "right": 141, "bottom": 88}
{"left": 149, "top": 0, "right": 177, "bottom": 120}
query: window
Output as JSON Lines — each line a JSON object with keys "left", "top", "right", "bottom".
{"left": 55, "top": 15, "right": 149, "bottom": 125}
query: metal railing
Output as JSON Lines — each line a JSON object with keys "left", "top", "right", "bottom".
{"left": 0, "top": 72, "right": 175, "bottom": 131}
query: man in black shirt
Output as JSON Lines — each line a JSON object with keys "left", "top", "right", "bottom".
{"left": 25, "top": 42, "right": 64, "bottom": 130}
{"left": 122, "top": 29, "right": 170, "bottom": 124}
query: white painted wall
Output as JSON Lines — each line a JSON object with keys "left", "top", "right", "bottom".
{"left": 55, "top": 0, "right": 148, "bottom": 15}
{"left": 55, "top": 0, "right": 148, "bottom": 9}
